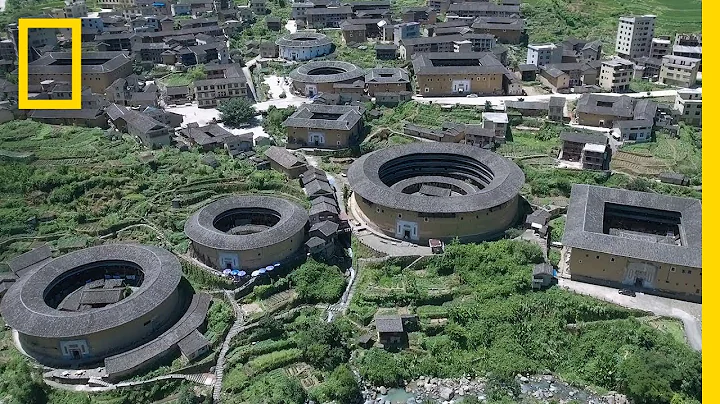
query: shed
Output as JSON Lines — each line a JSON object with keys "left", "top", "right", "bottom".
{"left": 532, "top": 263, "right": 556, "bottom": 290}
{"left": 177, "top": 329, "right": 210, "bottom": 362}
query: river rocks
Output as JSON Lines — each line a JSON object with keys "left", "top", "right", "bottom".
{"left": 360, "top": 374, "right": 616, "bottom": 403}
{"left": 439, "top": 387, "right": 454, "bottom": 400}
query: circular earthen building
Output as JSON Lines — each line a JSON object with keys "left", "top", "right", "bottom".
{"left": 276, "top": 32, "right": 334, "bottom": 61}
{"left": 348, "top": 143, "right": 525, "bottom": 243}
{"left": 289, "top": 60, "right": 365, "bottom": 97}
{"left": 0, "top": 244, "right": 186, "bottom": 369}
{"left": 184, "top": 195, "right": 309, "bottom": 270}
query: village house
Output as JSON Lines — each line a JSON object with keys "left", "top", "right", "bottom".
{"left": 674, "top": 88, "right": 701, "bottom": 127}
{"left": 193, "top": 64, "right": 249, "bottom": 108}
{"left": 305, "top": 6, "right": 353, "bottom": 28}
{"left": 283, "top": 104, "right": 364, "bottom": 149}
{"left": 264, "top": 146, "right": 308, "bottom": 178}
{"left": 364, "top": 68, "right": 410, "bottom": 96}
{"left": 599, "top": 57, "right": 634, "bottom": 92}
{"left": 559, "top": 131, "right": 611, "bottom": 170}
{"left": 659, "top": 54, "right": 700, "bottom": 88}
{"left": 471, "top": 16, "right": 524, "bottom": 44}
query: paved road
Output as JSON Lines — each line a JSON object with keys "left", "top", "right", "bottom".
{"left": 558, "top": 279, "right": 701, "bottom": 351}
{"left": 413, "top": 89, "right": 679, "bottom": 107}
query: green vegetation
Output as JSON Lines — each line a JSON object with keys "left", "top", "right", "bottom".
{"left": 160, "top": 66, "right": 208, "bottom": 87}
{"left": 522, "top": 0, "right": 701, "bottom": 44}
{"left": 262, "top": 105, "right": 297, "bottom": 144}
{"left": 349, "top": 241, "right": 702, "bottom": 403}
{"left": 629, "top": 79, "right": 670, "bottom": 93}
{"left": 367, "top": 102, "right": 485, "bottom": 133}
{"left": 205, "top": 300, "right": 235, "bottom": 347}
{"left": 223, "top": 306, "right": 358, "bottom": 404}
{"left": 0, "top": 120, "right": 305, "bottom": 262}
{"left": 321, "top": 31, "right": 406, "bottom": 69}
{"left": 218, "top": 98, "right": 258, "bottom": 128}
{"left": 618, "top": 125, "right": 701, "bottom": 183}
{"left": 290, "top": 259, "right": 347, "bottom": 304}
{"left": 549, "top": 217, "right": 566, "bottom": 243}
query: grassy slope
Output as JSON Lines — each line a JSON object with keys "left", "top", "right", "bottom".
{"left": 522, "top": 0, "right": 701, "bottom": 44}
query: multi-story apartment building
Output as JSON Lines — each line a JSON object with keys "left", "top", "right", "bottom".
{"left": 650, "top": 36, "right": 671, "bottom": 59}
{"left": 674, "top": 88, "right": 702, "bottom": 127}
{"left": 659, "top": 54, "right": 700, "bottom": 87}
{"left": 193, "top": 65, "right": 249, "bottom": 108}
{"left": 615, "top": 15, "right": 655, "bottom": 60}
{"left": 526, "top": 43, "right": 561, "bottom": 66}
{"left": 599, "top": 57, "right": 633, "bottom": 92}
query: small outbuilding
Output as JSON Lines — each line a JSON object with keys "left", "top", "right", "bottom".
{"left": 532, "top": 263, "right": 556, "bottom": 290}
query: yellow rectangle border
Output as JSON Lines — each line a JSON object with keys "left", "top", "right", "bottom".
{"left": 18, "top": 18, "right": 82, "bottom": 110}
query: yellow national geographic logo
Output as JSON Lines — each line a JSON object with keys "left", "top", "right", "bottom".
{"left": 18, "top": 18, "right": 82, "bottom": 110}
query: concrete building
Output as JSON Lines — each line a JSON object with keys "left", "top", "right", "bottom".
{"left": 393, "top": 22, "right": 420, "bottom": 46}
{"left": 0, "top": 244, "right": 211, "bottom": 380}
{"left": 548, "top": 96, "right": 565, "bottom": 122}
{"left": 562, "top": 184, "right": 701, "bottom": 302}
{"left": 559, "top": 131, "right": 610, "bottom": 170}
{"left": 413, "top": 52, "right": 508, "bottom": 97}
{"left": 674, "top": 88, "right": 702, "bottom": 127}
{"left": 193, "top": 65, "right": 248, "bottom": 108}
{"left": 25, "top": 52, "right": 133, "bottom": 93}
{"left": 526, "top": 43, "right": 561, "bottom": 67}
{"left": 615, "top": 15, "right": 655, "bottom": 60}
{"left": 650, "top": 36, "right": 671, "bottom": 59}
{"left": 599, "top": 57, "right": 633, "bottom": 92}
{"left": 276, "top": 32, "right": 334, "bottom": 61}
{"left": 612, "top": 119, "right": 653, "bottom": 143}
{"left": 185, "top": 195, "right": 309, "bottom": 271}
{"left": 399, "top": 34, "right": 498, "bottom": 60}
{"left": 348, "top": 143, "right": 524, "bottom": 243}
{"left": 659, "top": 54, "right": 699, "bottom": 87}
{"left": 283, "top": 104, "right": 364, "bottom": 149}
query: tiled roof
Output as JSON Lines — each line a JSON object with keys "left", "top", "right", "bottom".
{"left": 562, "top": 184, "right": 701, "bottom": 268}
{"left": 184, "top": 195, "right": 308, "bottom": 251}
{"left": 0, "top": 245, "right": 182, "bottom": 338}
{"left": 283, "top": 104, "right": 363, "bottom": 131}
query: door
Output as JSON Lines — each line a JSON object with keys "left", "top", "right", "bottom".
{"left": 308, "top": 132, "right": 325, "bottom": 146}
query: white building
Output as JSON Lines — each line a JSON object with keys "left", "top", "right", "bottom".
{"left": 612, "top": 119, "right": 653, "bottom": 142}
{"left": 615, "top": 15, "right": 655, "bottom": 60}
{"left": 599, "top": 57, "right": 634, "bottom": 92}
{"left": 526, "top": 43, "right": 561, "bottom": 66}
{"left": 674, "top": 88, "right": 701, "bottom": 126}
{"left": 659, "top": 54, "right": 700, "bottom": 88}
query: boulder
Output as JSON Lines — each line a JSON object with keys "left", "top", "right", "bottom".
{"left": 439, "top": 387, "right": 454, "bottom": 401}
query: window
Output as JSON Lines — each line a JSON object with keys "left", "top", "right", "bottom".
{"left": 424, "top": 218, "right": 428, "bottom": 222}
{"left": 671, "top": 267, "right": 676, "bottom": 272}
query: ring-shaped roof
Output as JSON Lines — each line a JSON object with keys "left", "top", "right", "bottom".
{"left": 347, "top": 143, "right": 524, "bottom": 214}
{"left": 184, "top": 195, "right": 309, "bottom": 251}
{"left": 0, "top": 244, "right": 182, "bottom": 338}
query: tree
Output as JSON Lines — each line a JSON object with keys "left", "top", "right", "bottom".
{"left": 295, "top": 319, "right": 350, "bottom": 370}
{"left": 290, "top": 259, "right": 346, "bottom": 303}
{"left": 311, "top": 364, "right": 360, "bottom": 403}
{"left": 218, "top": 98, "right": 257, "bottom": 128}
{"left": 484, "top": 101, "right": 493, "bottom": 112}
{"left": 178, "top": 384, "right": 198, "bottom": 404}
